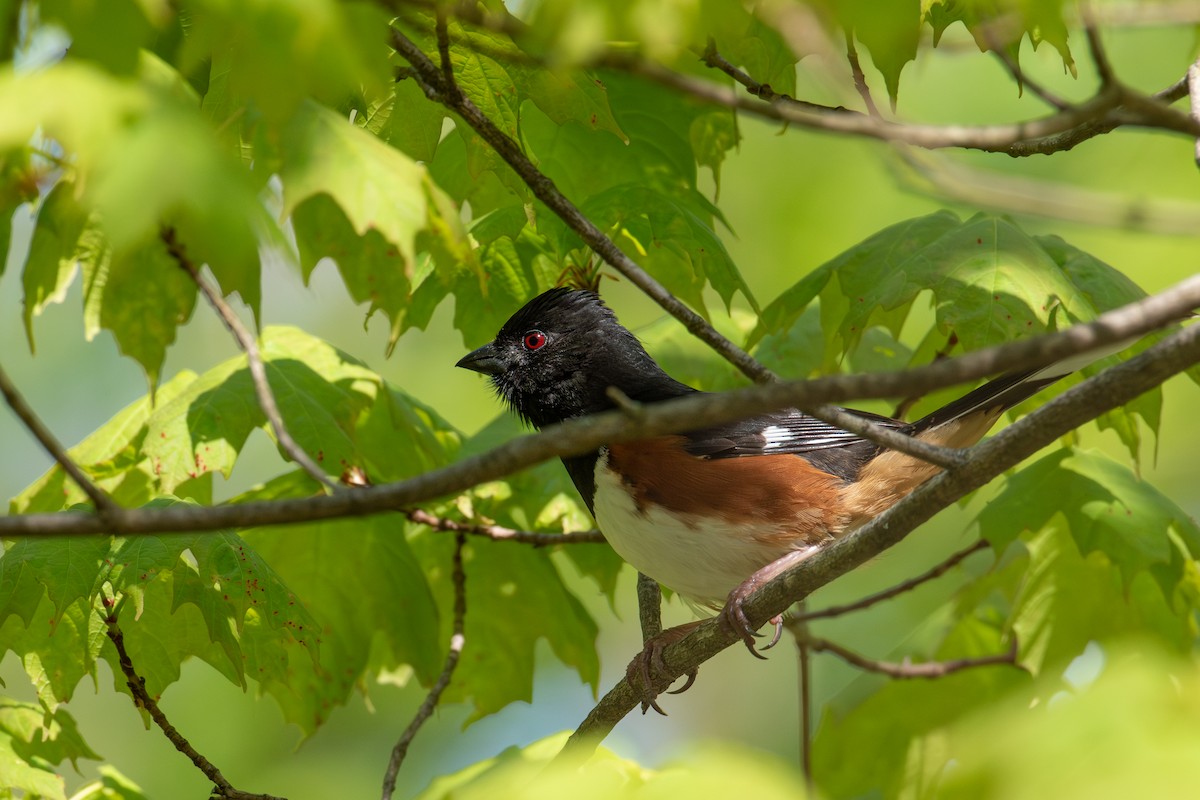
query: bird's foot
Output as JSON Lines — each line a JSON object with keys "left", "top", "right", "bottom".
{"left": 718, "top": 548, "right": 813, "bottom": 657}
{"left": 625, "top": 621, "right": 702, "bottom": 715}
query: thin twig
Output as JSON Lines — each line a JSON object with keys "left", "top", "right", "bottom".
{"left": 404, "top": 508, "right": 604, "bottom": 545}
{"left": 104, "top": 605, "right": 284, "bottom": 800}
{"left": 434, "top": 5, "right": 459, "bottom": 99}
{"left": 406, "top": 3, "right": 1200, "bottom": 156}
{"left": 561, "top": 319, "right": 1200, "bottom": 751}
{"left": 4, "top": 275, "right": 1199, "bottom": 538}
{"left": 1189, "top": 59, "right": 1200, "bottom": 166}
{"left": 988, "top": 44, "right": 1071, "bottom": 111}
{"left": 844, "top": 32, "right": 880, "bottom": 117}
{"left": 796, "top": 540, "right": 989, "bottom": 623}
{"left": 381, "top": 531, "right": 468, "bottom": 800}
{"left": 892, "top": 146, "right": 1200, "bottom": 235}
{"left": 805, "top": 404, "right": 966, "bottom": 469}
{"left": 1082, "top": 8, "right": 1117, "bottom": 88}
{"left": 0, "top": 362, "right": 118, "bottom": 515}
{"left": 782, "top": 613, "right": 814, "bottom": 791}
{"left": 161, "top": 228, "right": 341, "bottom": 494}
{"left": 388, "top": 28, "right": 776, "bottom": 385}
{"left": 807, "top": 635, "right": 1019, "bottom": 679}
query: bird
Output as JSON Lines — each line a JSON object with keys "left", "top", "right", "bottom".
{"left": 457, "top": 286, "right": 1113, "bottom": 710}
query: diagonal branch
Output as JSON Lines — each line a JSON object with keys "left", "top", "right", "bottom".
{"left": 381, "top": 530, "right": 468, "bottom": 800}
{"left": 388, "top": 28, "right": 776, "bottom": 385}
{"left": 0, "top": 362, "right": 118, "bottom": 516}
{"left": 161, "top": 228, "right": 341, "bottom": 494}
{"left": 2, "top": 275, "right": 1197, "bottom": 538}
{"left": 796, "top": 540, "right": 989, "bottom": 623}
{"left": 104, "top": 605, "right": 284, "bottom": 800}
{"left": 561, "top": 318, "right": 1200, "bottom": 751}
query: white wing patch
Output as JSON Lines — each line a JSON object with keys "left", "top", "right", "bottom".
{"left": 760, "top": 425, "right": 790, "bottom": 449}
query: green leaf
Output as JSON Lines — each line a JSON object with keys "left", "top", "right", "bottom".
{"left": 1006, "top": 525, "right": 1196, "bottom": 679}
{"left": 178, "top": 0, "right": 392, "bottom": 122}
{"left": 812, "top": 612, "right": 1027, "bottom": 798}
{"left": 21, "top": 180, "right": 88, "bottom": 352}
{"left": 166, "top": 528, "right": 321, "bottom": 694}
{"left": 0, "top": 515, "right": 320, "bottom": 711}
{"left": 579, "top": 184, "right": 753, "bottom": 313}
{"left": 418, "top": 732, "right": 810, "bottom": 800}
{"left": 414, "top": 530, "right": 599, "bottom": 722}
{"left": 378, "top": 77, "right": 447, "bottom": 163}
{"left": 291, "top": 193, "right": 415, "bottom": 343}
{"left": 978, "top": 449, "right": 1200, "bottom": 592}
{"left": 68, "top": 765, "right": 151, "bottom": 800}
{"left": 936, "top": 646, "right": 1200, "bottom": 800}
{"left": 837, "top": 0, "right": 921, "bottom": 105}
{"left": 0, "top": 701, "right": 100, "bottom": 800}
{"left": 747, "top": 211, "right": 961, "bottom": 348}
{"left": 282, "top": 99, "right": 469, "bottom": 310}
{"left": 40, "top": 0, "right": 157, "bottom": 74}
{"left": 142, "top": 326, "right": 380, "bottom": 491}
{"left": 243, "top": 512, "right": 443, "bottom": 732}
{"left": 95, "top": 237, "right": 198, "bottom": 392}
{"left": 509, "top": 63, "right": 627, "bottom": 142}
{"left": 462, "top": 414, "right": 621, "bottom": 600}
{"left": 706, "top": 1, "right": 799, "bottom": 97}
{"left": 10, "top": 370, "right": 199, "bottom": 515}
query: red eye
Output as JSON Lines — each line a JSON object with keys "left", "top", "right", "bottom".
{"left": 523, "top": 330, "right": 547, "bottom": 351}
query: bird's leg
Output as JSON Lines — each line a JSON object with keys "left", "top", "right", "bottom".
{"left": 624, "top": 620, "right": 703, "bottom": 715}
{"left": 718, "top": 548, "right": 816, "bottom": 658}
{"left": 625, "top": 573, "right": 701, "bottom": 715}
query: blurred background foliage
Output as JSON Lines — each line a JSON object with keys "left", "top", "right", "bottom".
{"left": 1, "top": 0, "right": 1199, "bottom": 798}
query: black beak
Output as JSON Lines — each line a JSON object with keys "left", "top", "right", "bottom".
{"left": 456, "top": 342, "right": 505, "bottom": 376}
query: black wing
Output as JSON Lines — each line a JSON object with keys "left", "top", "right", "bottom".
{"left": 680, "top": 407, "right": 902, "bottom": 482}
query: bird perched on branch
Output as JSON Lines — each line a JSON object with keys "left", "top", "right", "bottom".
{"left": 457, "top": 287, "right": 1111, "bottom": 711}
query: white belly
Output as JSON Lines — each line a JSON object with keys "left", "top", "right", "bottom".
{"left": 592, "top": 449, "right": 805, "bottom": 608}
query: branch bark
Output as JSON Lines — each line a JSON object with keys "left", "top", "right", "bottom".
{"left": 105, "top": 608, "right": 284, "bottom": 800}
{"left": 381, "top": 531, "right": 467, "bottom": 800}
{"left": 0, "top": 363, "right": 118, "bottom": 516}
{"left": 162, "top": 227, "right": 341, "bottom": 494}
{"left": 562, "top": 319, "right": 1200, "bottom": 751}
{"left": 389, "top": 28, "right": 776, "bottom": 385}
{"left": 3, "top": 275, "right": 1197, "bottom": 538}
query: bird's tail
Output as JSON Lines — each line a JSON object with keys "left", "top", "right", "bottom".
{"left": 907, "top": 336, "right": 1137, "bottom": 437}
{"left": 839, "top": 336, "right": 1135, "bottom": 527}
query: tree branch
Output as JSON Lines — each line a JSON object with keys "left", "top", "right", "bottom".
{"left": 796, "top": 540, "right": 989, "bottom": 623}
{"left": 0, "top": 362, "right": 118, "bottom": 516}
{"left": 388, "top": 27, "right": 776, "bottom": 385}
{"left": 161, "top": 228, "right": 341, "bottom": 494}
{"left": 403, "top": 3, "right": 1200, "bottom": 156}
{"left": 561, "top": 318, "right": 1200, "bottom": 751}
{"left": 806, "top": 635, "right": 1019, "bottom": 679}
{"left": 1188, "top": 58, "right": 1200, "bottom": 167}
{"left": 805, "top": 404, "right": 967, "bottom": 469}
{"left": 2, "top": 276, "right": 1196, "bottom": 538}
{"left": 104, "top": 607, "right": 283, "bottom": 800}
{"left": 680, "top": 42, "right": 1200, "bottom": 156}
{"left": 381, "top": 530, "right": 467, "bottom": 800}
{"left": 403, "top": 508, "right": 604, "bottom": 545}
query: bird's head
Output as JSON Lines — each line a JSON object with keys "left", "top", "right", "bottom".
{"left": 456, "top": 288, "right": 689, "bottom": 428}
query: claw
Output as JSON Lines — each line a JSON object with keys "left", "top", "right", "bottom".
{"left": 719, "top": 596, "right": 768, "bottom": 659}
{"left": 625, "top": 621, "right": 704, "bottom": 715}
{"left": 759, "top": 615, "right": 784, "bottom": 651}
{"left": 667, "top": 669, "right": 697, "bottom": 695}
